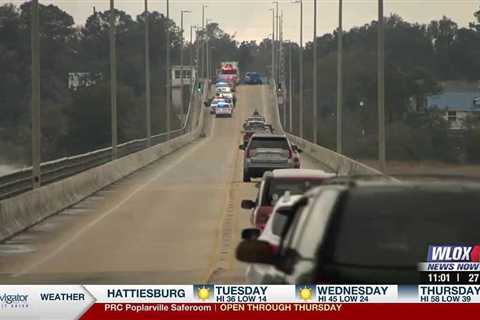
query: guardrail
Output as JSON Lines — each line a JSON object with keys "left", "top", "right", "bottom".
{"left": 0, "top": 79, "right": 206, "bottom": 201}
{"left": 270, "top": 80, "right": 382, "bottom": 176}
{"left": 0, "top": 80, "right": 209, "bottom": 242}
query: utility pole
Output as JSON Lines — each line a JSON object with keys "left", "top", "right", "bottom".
{"left": 110, "top": 0, "right": 118, "bottom": 159}
{"left": 145, "top": 0, "right": 151, "bottom": 146}
{"left": 378, "top": 0, "right": 386, "bottom": 171}
{"left": 313, "top": 0, "right": 318, "bottom": 144}
{"left": 166, "top": 0, "right": 171, "bottom": 138}
{"left": 31, "top": 0, "right": 41, "bottom": 187}
{"left": 289, "top": 41, "right": 293, "bottom": 132}
{"left": 180, "top": 10, "right": 191, "bottom": 114}
{"left": 336, "top": 0, "right": 343, "bottom": 153}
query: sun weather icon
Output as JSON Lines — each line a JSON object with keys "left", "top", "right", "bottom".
{"left": 296, "top": 285, "right": 316, "bottom": 301}
{"left": 194, "top": 285, "right": 214, "bottom": 301}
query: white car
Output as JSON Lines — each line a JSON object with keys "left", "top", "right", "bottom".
{"left": 244, "top": 193, "right": 302, "bottom": 283}
{"left": 209, "top": 98, "right": 226, "bottom": 114}
{"left": 216, "top": 86, "right": 232, "bottom": 95}
{"left": 219, "top": 92, "right": 234, "bottom": 104}
{"left": 215, "top": 102, "right": 233, "bottom": 118}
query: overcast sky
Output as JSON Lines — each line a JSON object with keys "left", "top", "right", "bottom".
{"left": 4, "top": 1, "right": 480, "bottom": 42}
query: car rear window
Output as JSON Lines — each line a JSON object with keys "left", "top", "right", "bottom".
{"left": 250, "top": 137, "right": 289, "bottom": 150}
{"left": 327, "top": 187, "right": 480, "bottom": 267}
{"left": 264, "top": 178, "right": 325, "bottom": 205}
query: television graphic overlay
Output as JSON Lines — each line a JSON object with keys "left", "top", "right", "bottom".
{"left": 419, "top": 245, "right": 480, "bottom": 284}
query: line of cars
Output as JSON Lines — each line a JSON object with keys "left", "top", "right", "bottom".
{"left": 239, "top": 114, "right": 301, "bottom": 182}
{"left": 205, "top": 80, "right": 236, "bottom": 118}
{"left": 237, "top": 171, "right": 480, "bottom": 284}
{"left": 236, "top": 116, "right": 480, "bottom": 285}
{"left": 237, "top": 111, "right": 339, "bottom": 283}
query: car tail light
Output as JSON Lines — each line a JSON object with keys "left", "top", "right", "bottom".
{"left": 255, "top": 207, "right": 273, "bottom": 228}
{"left": 288, "top": 149, "right": 292, "bottom": 159}
{"left": 270, "top": 243, "right": 279, "bottom": 254}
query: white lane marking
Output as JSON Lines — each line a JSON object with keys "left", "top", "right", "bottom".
{"left": 14, "top": 132, "right": 213, "bottom": 277}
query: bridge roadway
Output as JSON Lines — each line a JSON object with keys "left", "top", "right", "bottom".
{"left": 0, "top": 85, "right": 328, "bottom": 284}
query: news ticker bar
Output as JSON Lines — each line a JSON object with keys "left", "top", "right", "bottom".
{"left": 2, "top": 285, "right": 480, "bottom": 318}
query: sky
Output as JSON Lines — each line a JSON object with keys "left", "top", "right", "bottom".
{"left": 3, "top": 0, "right": 480, "bottom": 43}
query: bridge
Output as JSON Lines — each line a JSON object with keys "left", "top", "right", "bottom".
{"left": 0, "top": 81, "right": 377, "bottom": 284}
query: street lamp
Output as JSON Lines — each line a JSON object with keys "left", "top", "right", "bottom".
{"left": 292, "top": 0, "right": 303, "bottom": 138}
{"left": 109, "top": 0, "right": 118, "bottom": 158}
{"left": 206, "top": 18, "right": 212, "bottom": 80}
{"left": 202, "top": 5, "right": 208, "bottom": 78}
{"left": 336, "top": 0, "right": 343, "bottom": 153}
{"left": 287, "top": 41, "right": 293, "bottom": 132}
{"left": 269, "top": 8, "right": 275, "bottom": 83}
{"left": 144, "top": 0, "right": 151, "bottom": 146}
{"left": 313, "top": 0, "right": 318, "bottom": 144}
{"left": 273, "top": 1, "right": 279, "bottom": 84}
{"left": 31, "top": 0, "right": 41, "bottom": 187}
{"left": 190, "top": 25, "right": 198, "bottom": 68}
{"left": 180, "top": 10, "right": 191, "bottom": 113}
{"left": 378, "top": 0, "right": 386, "bottom": 171}
{"left": 166, "top": 0, "right": 171, "bottom": 138}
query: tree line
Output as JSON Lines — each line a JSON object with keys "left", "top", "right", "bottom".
{"left": 236, "top": 11, "right": 480, "bottom": 164}
{"left": 1, "top": 2, "right": 480, "bottom": 167}
{"left": 0, "top": 2, "right": 191, "bottom": 165}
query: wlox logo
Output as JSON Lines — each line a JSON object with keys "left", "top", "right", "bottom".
{"left": 427, "top": 245, "right": 480, "bottom": 262}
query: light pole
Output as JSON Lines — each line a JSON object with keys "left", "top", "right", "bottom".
{"left": 293, "top": 0, "right": 304, "bottom": 138}
{"left": 109, "top": 0, "right": 118, "bottom": 158}
{"left": 166, "top": 0, "right": 171, "bottom": 138}
{"left": 288, "top": 41, "right": 293, "bottom": 132}
{"left": 31, "top": 0, "right": 40, "bottom": 187}
{"left": 313, "top": 0, "right": 318, "bottom": 144}
{"left": 145, "top": 0, "right": 151, "bottom": 146}
{"left": 336, "top": 0, "right": 343, "bottom": 153}
{"left": 180, "top": 10, "right": 191, "bottom": 114}
{"left": 190, "top": 25, "right": 198, "bottom": 68}
{"left": 270, "top": 8, "right": 275, "bottom": 83}
{"left": 206, "top": 18, "right": 212, "bottom": 80}
{"left": 378, "top": 0, "right": 386, "bottom": 171}
{"left": 293, "top": 0, "right": 303, "bottom": 138}
{"left": 273, "top": 1, "right": 279, "bottom": 84}
{"left": 202, "top": 5, "right": 208, "bottom": 79}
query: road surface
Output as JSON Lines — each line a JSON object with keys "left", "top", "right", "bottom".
{"left": 0, "top": 85, "right": 329, "bottom": 284}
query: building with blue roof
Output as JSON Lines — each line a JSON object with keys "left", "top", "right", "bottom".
{"left": 425, "top": 82, "right": 480, "bottom": 130}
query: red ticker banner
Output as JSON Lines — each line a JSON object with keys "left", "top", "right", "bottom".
{"left": 80, "top": 303, "right": 480, "bottom": 320}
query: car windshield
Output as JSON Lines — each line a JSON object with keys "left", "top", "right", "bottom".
{"left": 245, "top": 124, "right": 267, "bottom": 131}
{"left": 249, "top": 138, "right": 289, "bottom": 150}
{"left": 328, "top": 187, "right": 480, "bottom": 267}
